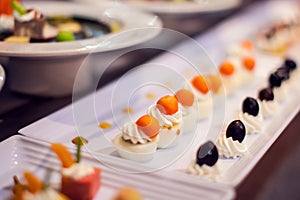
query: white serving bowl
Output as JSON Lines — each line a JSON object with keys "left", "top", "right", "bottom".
{"left": 0, "top": 1, "right": 162, "bottom": 97}
{"left": 0, "top": 64, "right": 5, "bottom": 91}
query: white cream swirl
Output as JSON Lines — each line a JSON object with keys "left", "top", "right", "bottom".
{"left": 147, "top": 104, "right": 182, "bottom": 128}
{"left": 238, "top": 112, "right": 263, "bottom": 134}
{"left": 23, "top": 188, "right": 62, "bottom": 200}
{"left": 61, "top": 162, "right": 95, "bottom": 180}
{"left": 186, "top": 160, "right": 221, "bottom": 180}
{"left": 216, "top": 133, "right": 247, "bottom": 158}
{"left": 14, "top": 9, "right": 42, "bottom": 22}
{"left": 258, "top": 99, "right": 278, "bottom": 118}
{"left": 227, "top": 44, "right": 252, "bottom": 58}
{"left": 122, "top": 121, "right": 152, "bottom": 144}
{"left": 273, "top": 83, "right": 289, "bottom": 102}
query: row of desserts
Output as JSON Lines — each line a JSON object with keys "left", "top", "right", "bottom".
{"left": 185, "top": 57, "right": 299, "bottom": 181}
{"left": 10, "top": 140, "right": 143, "bottom": 200}
{"left": 112, "top": 40, "right": 259, "bottom": 163}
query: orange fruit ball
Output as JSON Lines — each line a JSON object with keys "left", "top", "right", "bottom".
{"left": 191, "top": 75, "right": 209, "bottom": 94}
{"left": 241, "top": 40, "right": 254, "bottom": 51}
{"left": 243, "top": 56, "right": 256, "bottom": 71}
{"left": 156, "top": 95, "right": 179, "bottom": 115}
{"left": 175, "top": 89, "right": 194, "bottom": 107}
{"left": 219, "top": 61, "right": 235, "bottom": 76}
{"left": 206, "top": 75, "right": 222, "bottom": 93}
{"left": 136, "top": 115, "right": 160, "bottom": 138}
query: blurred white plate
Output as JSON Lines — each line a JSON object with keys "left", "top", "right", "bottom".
{"left": 118, "top": 0, "right": 242, "bottom": 15}
{"left": 0, "top": 1, "right": 162, "bottom": 57}
{"left": 79, "top": 0, "right": 242, "bottom": 15}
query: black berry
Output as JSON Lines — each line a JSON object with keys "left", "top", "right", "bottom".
{"left": 226, "top": 120, "right": 246, "bottom": 143}
{"left": 269, "top": 73, "right": 282, "bottom": 88}
{"left": 242, "top": 97, "right": 259, "bottom": 116}
{"left": 275, "top": 67, "right": 290, "bottom": 81}
{"left": 196, "top": 141, "right": 219, "bottom": 167}
{"left": 258, "top": 88, "right": 274, "bottom": 101}
{"left": 285, "top": 58, "right": 297, "bottom": 71}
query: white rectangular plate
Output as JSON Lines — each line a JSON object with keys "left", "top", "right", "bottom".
{"left": 19, "top": 0, "right": 300, "bottom": 190}
{"left": 0, "top": 135, "right": 234, "bottom": 200}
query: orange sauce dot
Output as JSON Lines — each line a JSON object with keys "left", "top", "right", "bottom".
{"left": 123, "top": 107, "right": 133, "bottom": 114}
{"left": 146, "top": 93, "right": 156, "bottom": 100}
{"left": 99, "top": 122, "right": 112, "bottom": 129}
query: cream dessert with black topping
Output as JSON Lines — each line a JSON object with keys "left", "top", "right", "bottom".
{"left": 114, "top": 114, "right": 160, "bottom": 162}
{"left": 238, "top": 97, "right": 263, "bottom": 134}
{"left": 175, "top": 89, "right": 198, "bottom": 134}
{"left": 216, "top": 120, "right": 247, "bottom": 158}
{"left": 186, "top": 141, "right": 220, "bottom": 180}
{"left": 147, "top": 95, "right": 182, "bottom": 148}
{"left": 258, "top": 88, "right": 278, "bottom": 118}
{"left": 269, "top": 72, "right": 286, "bottom": 102}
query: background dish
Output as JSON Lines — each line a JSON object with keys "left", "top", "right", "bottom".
{"left": 0, "top": 1, "right": 162, "bottom": 97}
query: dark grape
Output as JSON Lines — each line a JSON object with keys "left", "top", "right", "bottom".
{"left": 196, "top": 141, "right": 219, "bottom": 167}
{"left": 242, "top": 97, "right": 259, "bottom": 116}
{"left": 226, "top": 120, "right": 246, "bottom": 143}
{"left": 258, "top": 88, "right": 274, "bottom": 101}
{"left": 269, "top": 73, "right": 282, "bottom": 88}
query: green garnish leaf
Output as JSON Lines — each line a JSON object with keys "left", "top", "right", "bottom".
{"left": 11, "top": 1, "right": 27, "bottom": 15}
{"left": 55, "top": 30, "right": 75, "bottom": 42}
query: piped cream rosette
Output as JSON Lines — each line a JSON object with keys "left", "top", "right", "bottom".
{"left": 147, "top": 95, "right": 182, "bottom": 149}
{"left": 216, "top": 120, "right": 247, "bottom": 158}
{"left": 114, "top": 115, "right": 160, "bottom": 162}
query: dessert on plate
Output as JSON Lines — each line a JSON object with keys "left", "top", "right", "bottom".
{"left": 147, "top": 95, "right": 182, "bottom": 148}
{"left": 269, "top": 70, "right": 288, "bottom": 102}
{"left": 114, "top": 114, "right": 160, "bottom": 162}
{"left": 11, "top": 172, "right": 68, "bottom": 200}
{"left": 256, "top": 17, "right": 300, "bottom": 54}
{"left": 218, "top": 59, "right": 240, "bottom": 94}
{"left": 188, "top": 75, "right": 212, "bottom": 120}
{"left": 175, "top": 89, "right": 198, "bottom": 134}
{"left": 112, "top": 187, "right": 143, "bottom": 200}
{"left": 258, "top": 88, "right": 278, "bottom": 118}
{"left": 216, "top": 120, "right": 247, "bottom": 158}
{"left": 186, "top": 141, "right": 220, "bottom": 180}
{"left": 238, "top": 97, "right": 263, "bottom": 134}
{"left": 51, "top": 142, "right": 101, "bottom": 200}
{"left": 9, "top": 1, "right": 58, "bottom": 42}
{"left": 227, "top": 40, "right": 254, "bottom": 58}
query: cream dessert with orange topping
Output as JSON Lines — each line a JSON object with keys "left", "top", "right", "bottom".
{"left": 188, "top": 75, "right": 212, "bottom": 120}
{"left": 175, "top": 89, "right": 198, "bottom": 134}
{"left": 147, "top": 95, "right": 182, "bottom": 148}
{"left": 219, "top": 59, "right": 240, "bottom": 94}
{"left": 114, "top": 114, "right": 160, "bottom": 162}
